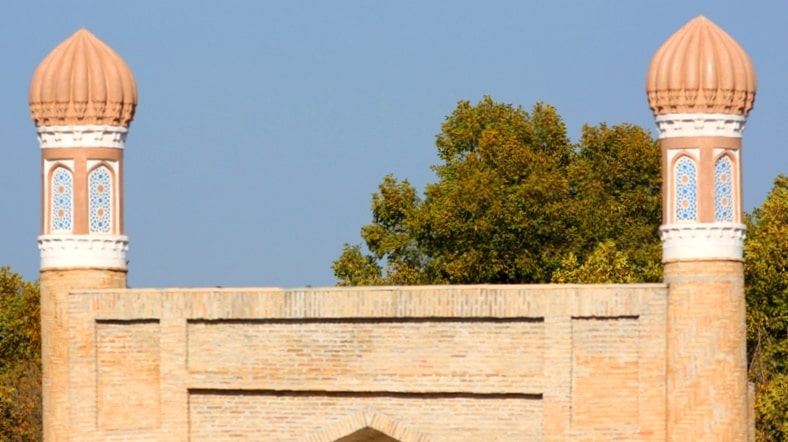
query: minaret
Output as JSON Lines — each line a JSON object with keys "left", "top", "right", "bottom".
{"left": 646, "top": 16, "right": 755, "bottom": 440}
{"left": 29, "top": 29, "right": 137, "bottom": 441}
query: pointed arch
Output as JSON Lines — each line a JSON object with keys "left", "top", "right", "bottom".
{"left": 88, "top": 163, "right": 114, "bottom": 233}
{"left": 50, "top": 166, "right": 74, "bottom": 233}
{"left": 714, "top": 154, "right": 735, "bottom": 222}
{"left": 673, "top": 155, "right": 697, "bottom": 222}
{"left": 334, "top": 428, "right": 400, "bottom": 442}
{"left": 304, "top": 409, "right": 431, "bottom": 442}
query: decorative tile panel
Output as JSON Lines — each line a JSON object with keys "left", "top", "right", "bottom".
{"left": 674, "top": 156, "right": 697, "bottom": 222}
{"left": 715, "top": 156, "right": 734, "bottom": 222}
{"left": 51, "top": 167, "right": 73, "bottom": 233}
{"left": 89, "top": 166, "right": 112, "bottom": 233}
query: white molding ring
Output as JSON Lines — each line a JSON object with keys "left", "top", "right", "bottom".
{"left": 660, "top": 223, "right": 745, "bottom": 262}
{"left": 655, "top": 113, "right": 747, "bottom": 139}
{"left": 39, "top": 234, "right": 128, "bottom": 269}
{"left": 37, "top": 125, "right": 127, "bottom": 149}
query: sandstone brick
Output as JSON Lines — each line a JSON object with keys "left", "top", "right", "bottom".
{"left": 40, "top": 269, "right": 126, "bottom": 442}
{"left": 664, "top": 261, "right": 748, "bottom": 441}
{"left": 54, "top": 285, "right": 671, "bottom": 441}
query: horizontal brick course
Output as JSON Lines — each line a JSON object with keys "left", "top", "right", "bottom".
{"left": 187, "top": 319, "right": 544, "bottom": 393}
{"left": 189, "top": 391, "right": 544, "bottom": 441}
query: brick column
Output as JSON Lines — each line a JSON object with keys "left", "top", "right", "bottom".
{"left": 40, "top": 269, "right": 127, "bottom": 441}
{"left": 664, "top": 261, "right": 747, "bottom": 441}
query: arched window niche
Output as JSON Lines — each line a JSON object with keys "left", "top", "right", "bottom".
{"left": 714, "top": 155, "right": 735, "bottom": 222}
{"left": 88, "top": 165, "right": 113, "bottom": 233}
{"left": 50, "top": 166, "right": 73, "bottom": 233}
{"left": 673, "top": 155, "right": 698, "bottom": 222}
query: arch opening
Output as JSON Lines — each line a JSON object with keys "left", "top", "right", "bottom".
{"left": 334, "top": 427, "right": 401, "bottom": 442}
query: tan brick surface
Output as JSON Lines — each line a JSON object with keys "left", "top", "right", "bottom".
{"left": 188, "top": 391, "right": 543, "bottom": 441}
{"left": 571, "top": 317, "right": 639, "bottom": 439}
{"left": 56, "top": 285, "right": 668, "bottom": 441}
{"left": 40, "top": 269, "right": 126, "bottom": 442}
{"left": 96, "top": 320, "right": 161, "bottom": 430}
{"left": 665, "top": 261, "right": 748, "bottom": 441}
{"left": 187, "top": 319, "right": 544, "bottom": 393}
{"left": 42, "top": 263, "right": 748, "bottom": 441}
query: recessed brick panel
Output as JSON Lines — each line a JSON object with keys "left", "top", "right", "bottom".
{"left": 96, "top": 320, "right": 161, "bottom": 430}
{"left": 188, "top": 391, "right": 543, "bottom": 441}
{"left": 187, "top": 319, "right": 544, "bottom": 393}
{"left": 571, "top": 317, "right": 639, "bottom": 438}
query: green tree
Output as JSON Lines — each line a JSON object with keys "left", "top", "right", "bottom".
{"left": 0, "top": 267, "right": 41, "bottom": 442}
{"left": 746, "top": 175, "right": 788, "bottom": 441}
{"left": 420, "top": 99, "right": 574, "bottom": 283}
{"left": 552, "top": 240, "right": 660, "bottom": 284}
{"left": 332, "top": 244, "right": 383, "bottom": 287}
{"left": 333, "top": 175, "right": 434, "bottom": 285}
{"left": 334, "top": 97, "right": 662, "bottom": 285}
{"left": 566, "top": 123, "right": 662, "bottom": 281}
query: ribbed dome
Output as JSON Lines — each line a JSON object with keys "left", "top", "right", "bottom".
{"left": 29, "top": 28, "right": 137, "bottom": 127}
{"left": 646, "top": 15, "right": 756, "bottom": 117}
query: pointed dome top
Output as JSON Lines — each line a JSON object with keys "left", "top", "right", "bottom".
{"left": 29, "top": 28, "right": 137, "bottom": 127}
{"left": 646, "top": 15, "right": 756, "bottom": 117}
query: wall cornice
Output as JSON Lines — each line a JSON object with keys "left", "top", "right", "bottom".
{"left": 39, "top": 234, "right": 128, "bottom": 270}
{"left": 37, "top": 125, "right": 127, "bottom": 149}
{"left": 660, "top": 223, "right": 745, "bottom": 262}
{"left": 655, "top": 113, "right": 747, "bottom": 139}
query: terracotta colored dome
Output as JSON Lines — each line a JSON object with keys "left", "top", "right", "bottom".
{"left": 29, "top": 28, "right": 137, "bottom": 127}
{"left": 646, "top": 15, "right": 756, "bottom": 117}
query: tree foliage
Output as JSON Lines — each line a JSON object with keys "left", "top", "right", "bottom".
{"left": 565, "top": 123, "right": 662, "bottom": 279}
{"left": 746, "top": 175, "right": 788, "bottom": 441}
{"left": 0, "top": 267, "right": 41, "bottom": 442}
{"left": 552, "top": 240, "right": 661, "bottom": 284}
{"left": 334, "top": 97, "right": 662, "bottom": 285}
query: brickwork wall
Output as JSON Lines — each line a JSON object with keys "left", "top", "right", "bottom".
{"left": 40, "top": 268, "right": 126, "bottom": 442}
{"left": 186, "top": 319, "right": 544, "bottom": 392}
{"left": 189, "top": 392, "right": 543, "bottom": 441}
{"left": 664, "top": 260, "right": 748, "bottom": 441}
{"left": 96, "top": 320, "right": 161, "bottom": 430}
{"left": 62, "top": 285, "right": 667, "bottom": 441}
{"left": 570, "top": 317, "right": 639, "bottom": 439}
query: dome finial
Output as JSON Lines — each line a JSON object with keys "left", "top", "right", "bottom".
{"left": 29, "top": 28, "right": 137, "bottom": 127}
{"left": 646, "top": 15, "right": 756, "bottom": 116}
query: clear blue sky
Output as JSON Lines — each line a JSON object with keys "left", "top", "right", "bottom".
{"left": 0, "top": 1, "right": 785, "bottom": 288}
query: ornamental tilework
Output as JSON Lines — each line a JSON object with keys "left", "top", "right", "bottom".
{"left": 89, "top": 166, "right": 112, "bottom": 233}
{"left": 715, "top": 156, "right": 734, "bottom": 222}
{"left": 51, "top": 168, "right": 72, "bottom": 232}
{"left": 674, "top": 156, "right": 697, "bottom": 222}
